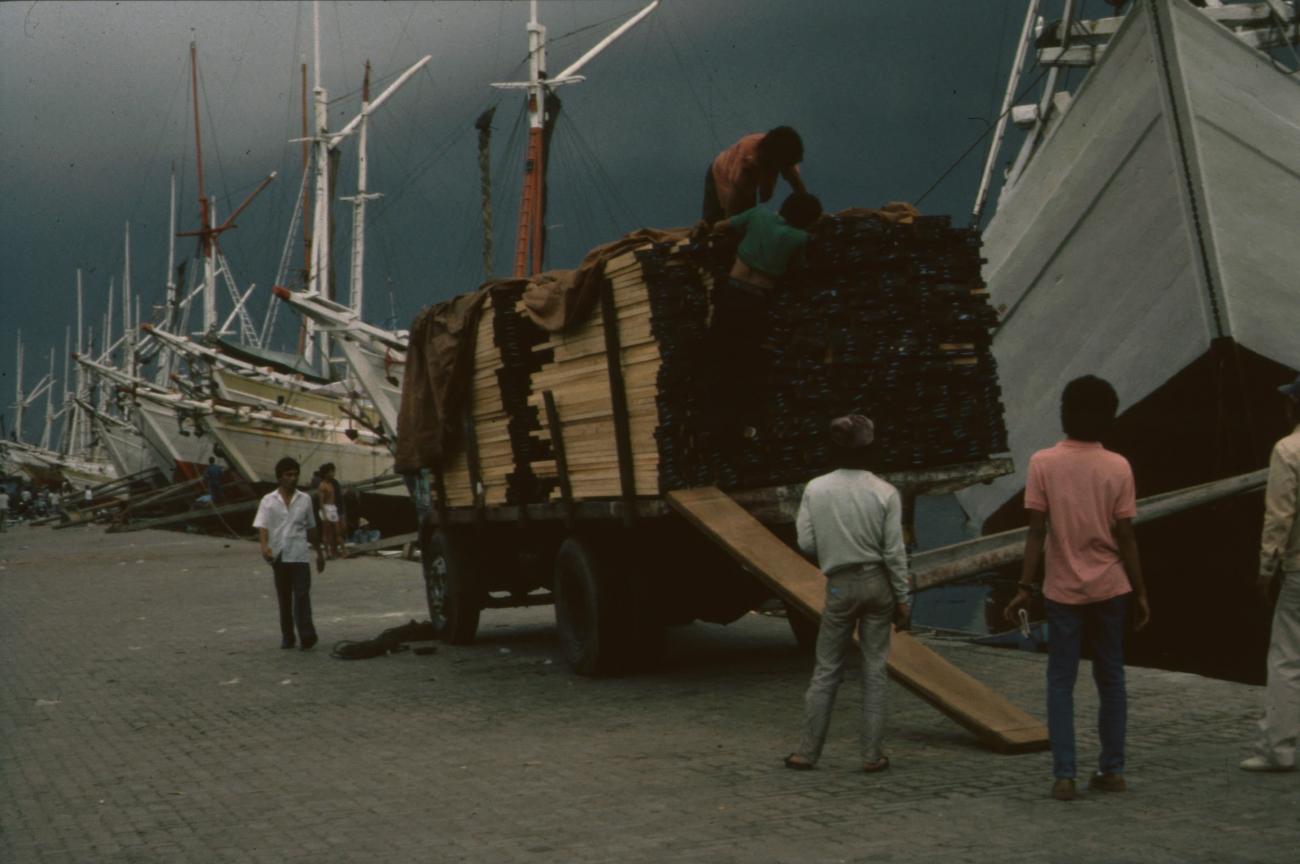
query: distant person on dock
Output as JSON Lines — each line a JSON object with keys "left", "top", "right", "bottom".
{"left": 702, "top": 126, "right": 807, "bottom": 223}
{"left": 0, "top": 488, "right": 9, "bottom": 531}
{"left": 254, "top": 456, "right": 325, "bottom": 651}
{"left": 1005, "top": 375, "right": 1150, "bottom": 802}
{"left": 1240, "top": 375, "right": 1300, "bottom": 773}
{"left": 784, "top": 414, "right": 912, "bottom": 773}
{"left": 318, "top": 462, "right": 346, "bottom": 560}
{"left": 204, "top": 457, "right": 224, "bottom": 503}
{"left": 705, "top": 191, "right": 823, "bottom": 465}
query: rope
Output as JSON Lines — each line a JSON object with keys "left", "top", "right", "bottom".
{"left": 914, "top": 66, "right": 1050, "bottom": 208}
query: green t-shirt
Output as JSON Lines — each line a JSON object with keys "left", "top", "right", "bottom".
{"left": 729, "top": 206, "right": 809, "bottom": 277}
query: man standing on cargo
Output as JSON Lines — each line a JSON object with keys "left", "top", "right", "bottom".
{"left": 706, "top": 191, "right": 823, "bottom": 466}
{"left": 1240, "top": 375, "right": 1300, "bottom": 773}
{"left": 702, "top": 126, "right": 807, "bottom": 223}
{"left": 254, "top": 456, "right": 325, "bottom": 650}
{"left": 1005, "top": 375, "right": 1150, "bottom": 801}
{"left": 785, "top": 414, "right": 911, "bottom": 773}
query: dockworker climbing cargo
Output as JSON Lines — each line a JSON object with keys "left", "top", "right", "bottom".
{"left": 702, "top": 126, "right": 807, "bottom": 223}
{"left": 1240, "top": 374, "right": 1300, "bottom": 773}
{"left": 785, "top": 414, "right": 912, "bottom": 773}
{"left": 1004, "top": 375, "right": 1150, "bottom": 801}
{"left": 704, "top": 191, "right": 822, "bottom": 459}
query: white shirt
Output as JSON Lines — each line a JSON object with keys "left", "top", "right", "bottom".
{"left": 253, "top": 488, "right": 317, "bottom": 564}
{"left": 0, "top": 491, "right": 9, "bottom": 510}
{"left": 796, "top": 468, "right": 910, "bottom": 603}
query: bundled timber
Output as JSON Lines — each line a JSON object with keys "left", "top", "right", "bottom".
{"left": 437, "top": 212, "right": 1009, "bottom": 503}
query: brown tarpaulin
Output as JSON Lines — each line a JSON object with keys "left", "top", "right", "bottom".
{"left": 393, "top": 227, "right": 689, "bottom": 473}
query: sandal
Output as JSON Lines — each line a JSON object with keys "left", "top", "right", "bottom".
{"left": 783, "top": 753, "right": 815, "bottom": 771}
{"left": 862, "top": 756, "right": 890, "bottom": 773}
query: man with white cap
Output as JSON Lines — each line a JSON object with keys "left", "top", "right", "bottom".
{"left": 1241, "top": 374, "right": 1300, "bottom": 772}
{"left": 785, "top": 414, "right": 911, "bottom": 773}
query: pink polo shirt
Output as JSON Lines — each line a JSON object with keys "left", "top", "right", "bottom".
{"left": 1024, "top": 439, "right": 1137, "bottom": 604}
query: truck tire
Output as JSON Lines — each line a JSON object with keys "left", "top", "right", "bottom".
{"left": 424, "top": 529, "right": 483, "bottom": 645}
{"left": 553, "top": 535, "right": 632, "bottom": 676}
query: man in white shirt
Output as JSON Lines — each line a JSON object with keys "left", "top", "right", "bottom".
{"left": 253, "top": 456, "right": 326, "bottom": 650}
{"left": 1242, "top": 376, "right": 1300, "bottom": 772}
{"left": 785, "top": 415, "right": 911, "bottom": 773}
{"left": 0, "top": 488, "right": 10, "bottom": 531}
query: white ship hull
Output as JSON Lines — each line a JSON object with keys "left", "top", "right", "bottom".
{"left": 132, "top": 396, "right": 216, "bottom": 481}
{"left": 959, "top": 0, "right": 1300, "bottom": 528}
{"left": 201, "top": 410, "right": 404, "bottom": 498}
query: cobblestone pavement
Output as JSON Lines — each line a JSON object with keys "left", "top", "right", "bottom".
{"left": 1, "top": 525, "right": 1296, "bottom": 863}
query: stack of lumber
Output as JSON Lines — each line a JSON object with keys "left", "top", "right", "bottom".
{"left": 754, "top": 213, "right": 1008, "bottom": 484}
{"left": 439, "top": 211, "right": 1008, "bottom": 503}
{"left": 442, "top": 307, "right": 509, "bottom": 507}
{"left": 523, "top": 247, "right": 672, "bottom": 499}
{"left": 491, "top": 287, "right": 553, "bottom": 505}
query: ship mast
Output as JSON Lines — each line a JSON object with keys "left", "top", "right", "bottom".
{"left": 176, "top": 41, "right": 276, "bottom": 341}
{"left": 492, "top": 1, "right": 659, "bottom": 277}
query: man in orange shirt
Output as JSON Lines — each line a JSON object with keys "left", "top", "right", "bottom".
{"left": 1005, "top": 375, "right": 1151, "bottom": 801}
{"left": 702, "top": 126, "right": 807, "bottom": 223}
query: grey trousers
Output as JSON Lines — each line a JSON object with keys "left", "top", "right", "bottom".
{"left": 796, "top": 565, "right": 895, "bottom": 764}
{"left": 1255, "top": 571, "right": 1300, "bottom": 767}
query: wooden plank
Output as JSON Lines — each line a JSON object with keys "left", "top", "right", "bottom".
{"left": 665, "top": 486, "right": 1049, "bottom": 754}
{"left": 542, "top": 390, "right": 575, "bottom": 527}
{"left": 599, "top": 279, "right": 637, "bottom": 522}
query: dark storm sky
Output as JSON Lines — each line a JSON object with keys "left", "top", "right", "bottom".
{"left": 0, "top": 0, "right": 1056, "bottom": 439}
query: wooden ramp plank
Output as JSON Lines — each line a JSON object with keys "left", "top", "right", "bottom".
{"left": 665, "top": 486, "right": 1048, "bottom": 754}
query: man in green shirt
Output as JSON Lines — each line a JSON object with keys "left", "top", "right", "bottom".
{"left": 704, "top": 192, "right": 822, "bottom": 468}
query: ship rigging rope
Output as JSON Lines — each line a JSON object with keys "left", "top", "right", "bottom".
{"left": 914, "top": 65, "right": 1050, "bottom": 211}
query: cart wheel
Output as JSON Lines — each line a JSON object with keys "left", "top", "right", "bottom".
{"left": 785, "top": 599, "right": 819, "bottom": 651}
{"left": 553, "top": 535, "right": 632, "bottom": 676}
{"left": 425, "top": 529, "right": 482, "bottom": 645}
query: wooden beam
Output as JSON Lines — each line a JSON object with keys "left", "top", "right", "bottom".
{"left": 542, "top": 389, "right": 576, "bottom": 528}
{"left": 665, "top": 486, "right": 1048, "bottom": 753}
{"left": 344, "top": 530, "right": 419, "bottom": 556}
{"left": 107, "top": 495, "right": 262, "bottom": 534}
{"left": 910, "top": 468, "right": 1269, "bottom": 592}
{"left": 598, "top": 278, "right": 637, "bottom": 526}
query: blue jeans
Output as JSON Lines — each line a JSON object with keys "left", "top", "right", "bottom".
{"left": 272, "top": 561, "right": 316, "bottom": 645}
{"left": 1046, "top": 594, "right": 1129, "bottom": 779}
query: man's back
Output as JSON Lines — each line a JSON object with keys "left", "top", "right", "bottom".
{"left": 796, "top": 468, "right": 909, "bottom": 601}
{"left": 1025, "top": 440, "right": 1136, "bottom": 603}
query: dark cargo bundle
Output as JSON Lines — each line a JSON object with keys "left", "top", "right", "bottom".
{"left": 437, "top": 212, "right": 1008, "bottom": 505}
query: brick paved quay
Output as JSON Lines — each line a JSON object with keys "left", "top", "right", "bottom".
{"left": 2, "top": 524, "right": 1296, "bottom": 864}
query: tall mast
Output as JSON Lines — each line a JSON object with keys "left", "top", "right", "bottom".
{"left": 59, "top": 325, "right": 70, "bottom": 454}
{"left": 104, "top": 277, "right": 114, "bottom": 363}
{"left": 297, "top": 59, "right": 312, "bottom": 357}
{"left": 188, "top": 41, "right": 218, "bottom": 333}
{"left": 306, "top": 0, "right": 330, "bottom": 368}
{"left": 165, "top": 164, "right": 178, "bottom": 332}
{"left": 40, "top": 347, "right": 55, "bottom": 450}
{"left": 13, "top": 330, "right": 23, "bottom": 443}
{"left": 493, "top": 1, "right": 659, "bottom": 277}
{"left": 74, "top": 271, "right": 86, "bottom": 455}
{"left": 345, "top": 60, "right": 374, "bottom": 317}
{"left": 476, "top": 107, "right": 496, "bottom": 278}
{"left": 123, "top": 222, "right": 135, "bottom": 376}
{"left": 513, "top": 0, "right": 546, "bottom": 278}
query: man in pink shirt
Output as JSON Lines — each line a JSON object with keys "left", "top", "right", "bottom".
{"left": 1005, "top": 375, "right": 1151, "bottom": 801}
{"left": 702, "top": 127, "right": 807, "bottom": 223}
